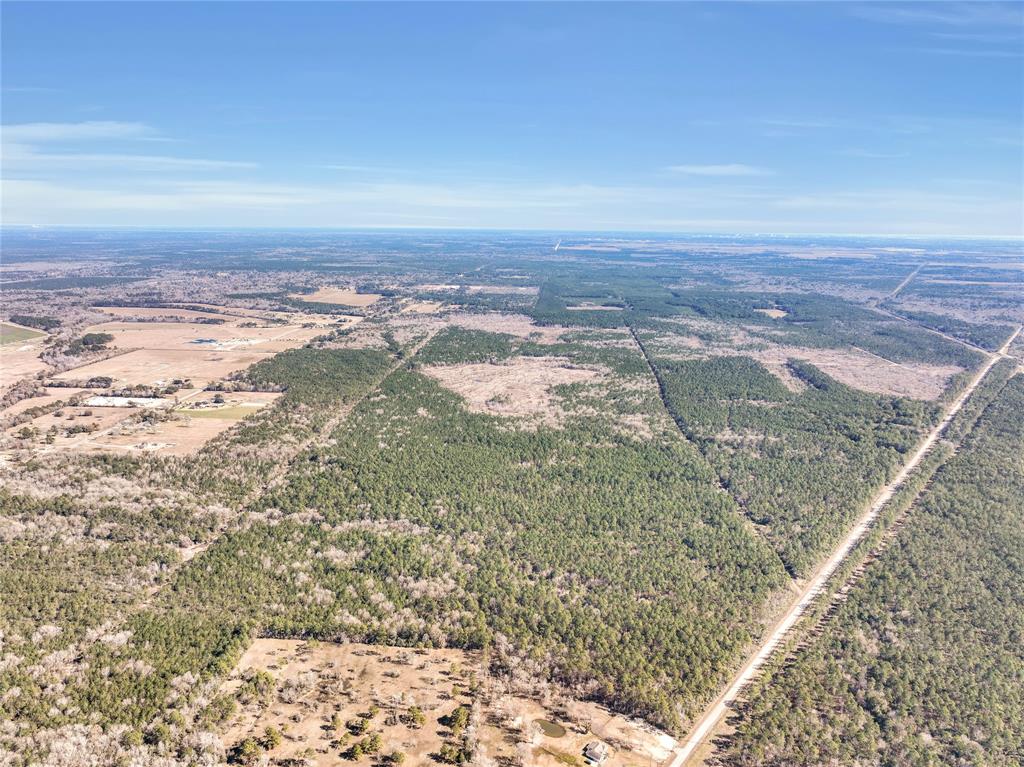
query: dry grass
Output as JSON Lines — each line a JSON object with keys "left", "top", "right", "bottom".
{"left": 1, "top": 388, "right": 91, "bottom": 418}
{"left": 220, "top": 639, "right": 675, "bottom": 767}
{"left": 295, "top": 288, "right": 382, "bottom": 307}
{"left": 94, "top": 305, "right": 236, "bottom": 322}
{"left": 85, "top": 320, "right": 327, "bottom": 353}
{"left": 58, "top": 391, "right": 283, "bottom": 456}
{"left": 0, "top": 339, "right": 48, "bottom": 389}
{"left": 754, "top": 308, "right": 788, "bottom": 319}
{"left": 52, "top": 348, "right": 275, "bottom": 389}
{"left": 448, "top": 313, "right": 571, "bottom": 344}
{"left": 4, "top": 406, "right": 137, "bottom": 452}
{"left": 655, "top": 319, "right": 960, "bottom": 400}
{"left": 422, "top": 357, "right": 603, "bottom": 427}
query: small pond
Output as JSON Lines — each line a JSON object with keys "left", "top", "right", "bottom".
{"left": 535, "top": 719, "right": 567, "bottom": 738}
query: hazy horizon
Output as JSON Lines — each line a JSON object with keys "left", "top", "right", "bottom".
{"left": 2, "top": 2, "right": 1022, "bottom": 235}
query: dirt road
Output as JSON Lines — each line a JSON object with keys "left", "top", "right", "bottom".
{"left": 668, "top": 324, "right": 1021, "bottom": 766}
{"left": 887, "top": 263, "right": 924, "bottom": 299}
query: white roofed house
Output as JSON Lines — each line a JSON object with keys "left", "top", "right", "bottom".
{"left": 583, "top": 740, "right": 610, "bottom": 765}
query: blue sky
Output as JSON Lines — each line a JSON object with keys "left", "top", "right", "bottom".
{"left": 2, "top": 1, "right": 1022, "bottom": 235}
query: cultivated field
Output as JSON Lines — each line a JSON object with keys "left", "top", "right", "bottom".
{"left": 0, "top": 322, "right": 44, "bottom": 345}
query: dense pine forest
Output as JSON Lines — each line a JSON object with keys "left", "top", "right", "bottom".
{"left": 720, "top": 374, "right": 1024, "bottom": 767}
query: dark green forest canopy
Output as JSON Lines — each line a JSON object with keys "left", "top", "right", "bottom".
{"left": 720, "top": 374, "right": 1024, "bottom": 767}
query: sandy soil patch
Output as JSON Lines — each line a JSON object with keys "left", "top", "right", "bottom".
{"left": 448, "top": 313, "right": 570, "bottom": 345}
{"left": 791, "top": 347, "right": 960, "bottom": 400}
{"left": 422, "top": 357, "right": 602, "bottom": 426}
{"left": 295, "top": 288, "right": 382, "bottom": 307}
{"left": 51, "top": 348, "right": 275, "bottom": 389}
{"left": 754, "top": 308, "right": 788, "bottom": 319}
{"left": 221, "top": 639, "right": 477, "bottom": 767}
{"left": 220, "top": 639, "right": 674, "bottom": 767}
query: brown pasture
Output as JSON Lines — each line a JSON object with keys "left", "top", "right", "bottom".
{"left": 51, "top": 348, "right": 275, "bottom": 389}
{"left": 220, "top": 639, "right": 674, "bottom": 767}
{"left": 294, "top": 288, "right": 382, "bottom": 307}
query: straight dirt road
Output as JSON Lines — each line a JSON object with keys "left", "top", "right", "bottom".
{"left": 887, "top": 263, "right": 924, "bottom": 299}
{"left": 668, "top": 324, "right": 1021, "bottom": 767}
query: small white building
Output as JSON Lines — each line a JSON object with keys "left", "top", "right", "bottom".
{"left": 583, "top": 741, "right": 610, "bottom": 765}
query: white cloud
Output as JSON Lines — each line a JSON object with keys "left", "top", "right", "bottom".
{"left": 917, "top": 47, "right": 1021, "bottom": 58}
{"left": 667, "top": 163, "right": 773, "bottom": 177}
{"left": 2, "top": 143, "right": 256, "bottom": 171}
{"left": 851, "top": 3, "right": 1023, "bottom": 29}
{"left": 2, "top": 121, "right": 153, "bottom": 143}
{"left": 322, "top": 164, "right": 402, "bottom": 173}
{"left": 1, "top": 121, "right": 256, "bottom": 173}
{"left": 761, "top": 118, "right": 839, "bottom": 130}
{"left": 841, "top": 148, "right": 908, "bottom": 159}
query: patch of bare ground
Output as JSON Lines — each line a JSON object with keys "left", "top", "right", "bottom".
{"left": 786, "top": 348, "right": 959, "bottom": 400}
{"left": 737, "top": 346, "right": 955, "bottom": 399}
{"left": 654, "top": 319, "right": 960, "bottom": 400}
{"left": 293, "top": 288, "right": 382, "bottom": 307}
{"left": 448, "top": 313, "right": 571, "bottom": 344}
{"left": 220, "top": 638, "right": 675, "bottom": 767}
{"left": 754, "top": 308, "right": 787, "bottom": 319}
{"left": 422, "top": 357, "right": 603, "bottom": 427}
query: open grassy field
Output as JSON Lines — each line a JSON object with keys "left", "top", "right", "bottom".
{"left": 294, "top": 287, "right": 383, "bottom": 307}
{"left": 0, "top": 322, "right": 45, "bottom": 345}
